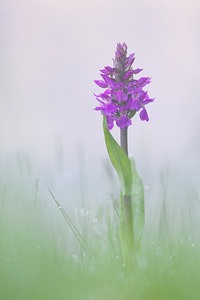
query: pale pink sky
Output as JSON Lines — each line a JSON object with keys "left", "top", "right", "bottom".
{"left": 1, "top": 0, "right": 200, "bottom": 171}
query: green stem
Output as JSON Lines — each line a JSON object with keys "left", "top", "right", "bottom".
{"left": 120, "top": 127, "right": 128, "bottom": 156}
{"left": 120, "top": 127, "right": 134, "bottom": 255}
{"left": 123, "top": 195, "right": 134, "bottom": 254}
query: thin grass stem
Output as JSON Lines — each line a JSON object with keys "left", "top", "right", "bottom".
{"left": 48, "top": 189, "right": 94, "bottom": 260}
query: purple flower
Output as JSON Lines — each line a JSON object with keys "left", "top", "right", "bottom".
{"left": 116, "top": 115, "right": 132, "bottom": 129}
{"left": 94, "top": 43, "right": 154, "bottom": 130}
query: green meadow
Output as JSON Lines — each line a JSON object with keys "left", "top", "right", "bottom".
{"left": 0, "top": 152, "right": 200, "bottom": 300}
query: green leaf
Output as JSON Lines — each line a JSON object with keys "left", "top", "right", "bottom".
{"left": 128, "top": 110, "right": 136, "bottom": 119}
{"left": 131, "top": 159, "right": 145, "bottom": 250}
{"left": 103, "top": 116, "right": 133, "bottom": 196}
{"left": 119, "top": 191, "right": 131, "bottom": 265}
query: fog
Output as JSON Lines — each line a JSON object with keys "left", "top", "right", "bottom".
{"left": 1, "top": 0, "right": 200, "bottom": 189}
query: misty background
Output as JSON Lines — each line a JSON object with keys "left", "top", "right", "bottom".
{"left": 0, "top": 0, "right": 200, "bottom": 209}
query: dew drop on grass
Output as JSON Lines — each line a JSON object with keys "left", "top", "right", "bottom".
{"left": 72, "top": 254, "right": 79, "bottom": 263}
{"left": 92, "top": 218, "right": 98, "bottom": 224}
{"left": 74, "top": 207, "right": 78, "bottom": 216}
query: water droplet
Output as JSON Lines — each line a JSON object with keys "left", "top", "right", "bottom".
{"left": 80, "top": 208, "right": 86, "bottom": 216}
{"left": 72, "top": 254, "right": 79, "bottom": 262}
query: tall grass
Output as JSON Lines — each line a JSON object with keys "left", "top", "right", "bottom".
{"left": 0, "top": 152, "right": 200, "bottom": 299}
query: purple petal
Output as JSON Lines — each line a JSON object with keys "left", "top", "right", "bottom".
{"left": 94, "top": 106, "right": 103, "bottom": 111}
{"left": 124, "top": 70, "right": 134, "bottom": 80}
{"left": 125, "top": 53, "right": 135, "bottom": 68}
{"left": 100, "top": 68, "right": 110, "bottom": 75}
{"left": 104, "top": 103, "right": 117, "bottom": 114}
{"left": 139, "top": 108, "right": 149, "bottom": 121}
{"left": 105, "top": 66, "right": 115, "bottom": 73}
{"left": 98, "top": 90, "right": 111, "bottom": 102}
{"left": 137, "top": 77, "right": 151, "bottom": 88}
{"left": 142, "top": 97, "right": 155, "bottom": 105}
{"left": 116, "top": 115, "right": 132, "bottom": 129}
{"left": 132, "top": 68, "right": 143, "bottom": 74}
{"left": 116, "top": 90, "right": 128, "bottom": 102}
{"left": 134, "top": 86, "right": 143, "bottom": 93}
{"left": 128, "top": 99, "right": 140, "bottom": 111}
{"left": 95, "top": 101, "right": 117, "bottom": 116}
{"left": 101, "top": 74, "right": 116, "bottom": 89}
{"left": 115, "top": 82, "right": 124, "bottom": 90}
{"left": 106, "top": 115, "right": 114, "bottom": 130}
{"left": 94, "top": 80, "right": 108, "bottom": 88}
{"left": 138, "top": 91, "right": 155, "bottom": 105}
{"left": 138, "top": 91, "right": 148, "bottom": 102}
{"left": 94, "top": 94, "right": 105, "bottom": 105}
{"left": 115, "top": 43, "right": 127, "bottom": 60}
{"left": 100, "top": 66, "right": 115, "bottom": 75}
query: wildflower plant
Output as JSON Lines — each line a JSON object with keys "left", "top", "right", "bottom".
{"left": 94, "top": 43, "right": 154, "bottom": 265}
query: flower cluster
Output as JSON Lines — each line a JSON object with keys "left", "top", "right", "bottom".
{"left": 94, "top": 43, "right": 154, "bottom": 130}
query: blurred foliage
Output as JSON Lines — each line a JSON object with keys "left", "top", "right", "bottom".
{"left": 0, "top": 154, "right": 200, "bottom": 300}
